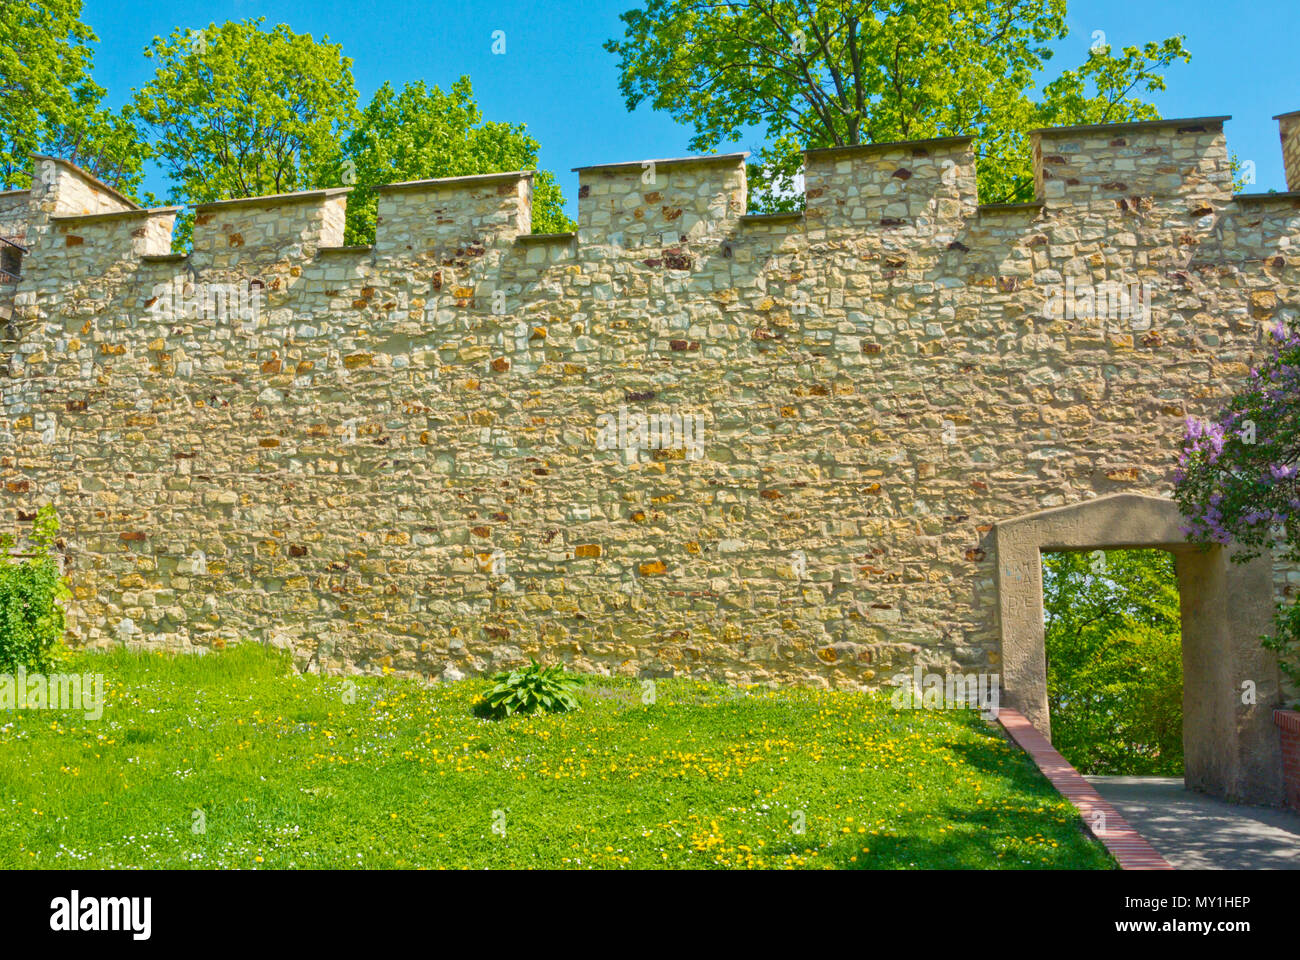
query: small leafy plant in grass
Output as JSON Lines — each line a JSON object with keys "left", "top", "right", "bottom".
{"left": 474, "top": 659, "right": 580, "bottom": 719}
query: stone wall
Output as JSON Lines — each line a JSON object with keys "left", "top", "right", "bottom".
{"left": 0, "top": 190, "right": 31, "bottom": 309}
{"left": 1, "top": 115, "right": 1298, "bottom": 689}
{"left": 1279, "top": 111, "right": 1300, "bottom": 193}
{"left": 0, "top": 190, "right": 30, "bottom": 244}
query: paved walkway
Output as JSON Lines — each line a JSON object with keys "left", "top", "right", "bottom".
{"left": 997, "top": 710, "right": 1172, "bottom": 868}
{"left": 1085, "top": 776, "right": 1300, "bottom": 870}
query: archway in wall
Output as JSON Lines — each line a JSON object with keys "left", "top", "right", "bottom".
{"left": 1041, "top": 546, "right": 1184, "bottom": 777}
{"left": 993, "top": 493, "right": 1283, "bottom": 805}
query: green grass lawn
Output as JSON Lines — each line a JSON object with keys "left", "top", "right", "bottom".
{"left": 0, "top": 646, "right": 1114, "bottom": 870}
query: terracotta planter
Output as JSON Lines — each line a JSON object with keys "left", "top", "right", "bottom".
{"left": 1275, "top": 709, "right": 1300, "bottom": 810}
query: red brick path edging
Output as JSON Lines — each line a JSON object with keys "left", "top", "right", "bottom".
{"left": 997, "top": 707, "right": 1174, "bottom": 870}
{"left": 1275, "top": 709, "right": 1300, "bottom": 810}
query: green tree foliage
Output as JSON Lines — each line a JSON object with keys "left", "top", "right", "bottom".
{"left": 605, "top": 0, "right": 1189, "bottom": 210}
{"left": 124, "top": 21, "right": 573, "bottom": 248}
{"left": 1042, "top": 549, "right": 1183, "bottom": 775}
{"left": 0, "top": 505, "right": 69, "bottom": 672}
{"left": 0, "top": 0, "right": 146, "bottom": 194}
{"left": 340, "top": 77, "right": 575, "bottom": 245}
{"left": 1175, "top": 319, "right": 1300, "bottom": 694}
{"left": 128, "top": 18, "right": 359, "bottom": 249}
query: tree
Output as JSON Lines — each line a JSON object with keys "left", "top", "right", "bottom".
{"left": 1043, "top": 549, "right": 1183, "bottom": 776}
{"left": 1176, "top": 319, "right": 1300, "bottom": 694}
{"left": 605, "top": 0, "right": 1189, "bottom": 210}
{"left": 0, "top": 0, "right": 146, "bottom": 194}
{"left": 341, "top": 77, "right": 575, "bottom": 245}
{"left": 129, "top": 18, "right": 359, "bottom": 246}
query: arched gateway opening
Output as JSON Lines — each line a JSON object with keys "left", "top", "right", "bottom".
{"left": 994, "top": 494, "right": 1284, "bottom": 805}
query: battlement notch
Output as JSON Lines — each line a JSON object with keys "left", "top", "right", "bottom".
{"left": 1030, "top": 116, "right": 1232, "bottom": 207}
{"left": 191, "top": 188, "right": 350, "bottom": 268}
{"left": 573, "top": 153, "right": 746, "bottom": 247}
{"left": 803, "top": 136, "right": 977, "bottom": 234}
{"left": 42, "top": 207, "right": 180, "bottom": 268}
{"left": 373, "top": 171, "right": 532, "bottom": 258}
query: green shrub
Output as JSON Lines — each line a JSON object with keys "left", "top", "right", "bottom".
{"left": 0, "top": 505, "right": 69, "bottom": 672}
{"left": 1264, "top": 597, "right": 1300, "bottom": 703}
{"left": 1044, "top": 548, "right": 1183, "bottom": 776}
{"left": 473, "top": 660, "right": 580, "bottom": 719}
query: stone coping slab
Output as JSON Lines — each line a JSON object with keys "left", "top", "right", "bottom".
{"left": 804, "top": 135, "right": 973, "bottom": 160}
{"left": 573, "top": 152, "right": 748, "bottom": 173}
{"left": 374, "top": 171, "right": 532, "bottom": 193}
{"left": 50, "top": 207, "right": 182, "bottom": 225}
{"left": 191, "top": 187, "right": 352, "bottom": 212}
{"left": 1029, "top": 115, "right": 1230, "bottom": 137}
{"left": 515, "top": 232, "right": 577, "bottom": 243}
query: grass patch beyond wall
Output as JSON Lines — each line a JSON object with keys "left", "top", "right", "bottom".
{"left": 0, "top": 646, "right": 1114, "bottom": 870}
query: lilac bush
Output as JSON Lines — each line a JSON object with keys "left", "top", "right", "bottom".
{"left": 1175, "top": 318, "right": 1300, "bottom": 688}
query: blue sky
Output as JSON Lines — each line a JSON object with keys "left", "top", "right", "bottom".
{"left": 82, "top": 0, "right": 1297, "bottom": 214}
